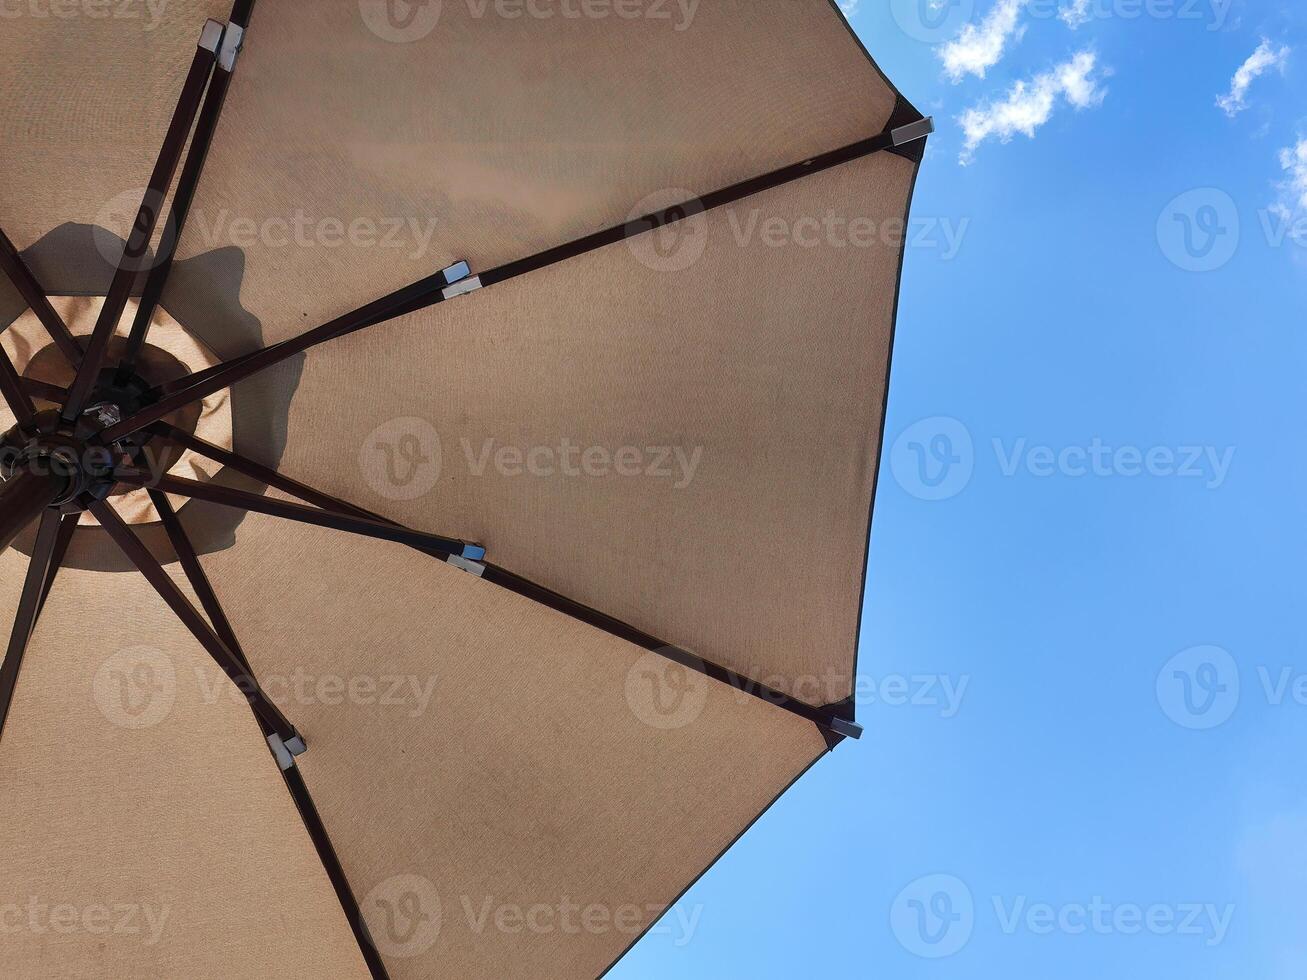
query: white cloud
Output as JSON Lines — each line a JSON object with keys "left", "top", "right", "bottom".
{"left": 1278, "top": 138, "right": 1307, "bottom": 212}
{"left": 940, "top": 0, "right": 1027, "bottom": 83}
{"left": 1059, "top": 0, "right": 1092, "bottom": 28}
{"left": 1216, "top": 39, "right": 1290, "bottom": 117}
{"left": 958, "top": 50, "right": 1107, "bottom": 164}
{"left": 839, "top": 0, "right": 859, "bottom": 15}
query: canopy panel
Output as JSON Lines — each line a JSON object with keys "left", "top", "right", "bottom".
{"left": 0, "top": 552, "right": 367, "bottom": 978}
{"left": 0, "top": 0, "right": 231, "bottom": 262}
{"left": 195, "top": 507, "right": 828, "bottom": 978}
{"left": 244, "top": 150, "right": 916, "bottom": 707}
{"left": 161, "top": 0, "right": 900, "bottom": 347}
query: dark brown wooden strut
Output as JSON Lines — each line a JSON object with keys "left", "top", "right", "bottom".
{"left": 118, "top": 21, "right": 247, "bottom": 376}
{"left": 0, "top": 470, "right": 66, "bottom": 555}
{"left": 61, "top": 25, "right": 220, "bottom": 423}
{"left": 113, "top": 470, "right": 483, "bottom": 559}
{"left": 97, "top": 119, "right": 924, "bottom": 446}
{"left": 0, "top": 509, "right": 66, "bottom": 741}
{"left": 0, "top": 346, "right": 36, "bottom": 427}
{"left": 142, "top": 485, "right": 390, "bottom": 980}
{"left": 120, "top": 430, "right": 858, "bottom": 743}
{"left": 88, "top": 499, "right": 302, "bottom": 744}
{"left": 0, "top": 226, "right": 82, "bottom": 368}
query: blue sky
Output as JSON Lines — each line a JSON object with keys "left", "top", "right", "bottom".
{"left": 614, "top": 0, "right": 1307, "bottom": 976}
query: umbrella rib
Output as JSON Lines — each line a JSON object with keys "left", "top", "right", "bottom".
{"left": 0, "top": 509, "right": 66, "bottom": 741}
{"left": 137, "top": 426, "right": 854, "bottom": 739}
{"left": 148, "top": 423, "right": 456, "bottom": 559}
{"left": 115, "top": 470, "right": 484, "bottom": 560}
{"left": 119, "top": 16, "right": 250, "bottom": 376}
{"left": 144, "top": 485, "right": 391, "bottom": 980}
{"left": 0, "top": 226, "right": 82, "bottom": 368}
{"left": 476, "top": 562, "right": 861, "bottom": 744}
{"left": 0, "top": 346, "right": 36, "bottom": 426}
{"left": 61, "top": 24, "right": 222, "bottom": 423}
{"left": 98, "top": 114, "right": 931, "bottom": 445}
{"left": 87, "top": 498, "right": 302, "bottom": 744}
{"left": 18, "top": 378, "right": 67, "bottom": 404}
{"left": 146, "top": 488, "right": 245, "bottom": 656}
{"left": 34, "top": 512, "right": 79, "bottom": 622}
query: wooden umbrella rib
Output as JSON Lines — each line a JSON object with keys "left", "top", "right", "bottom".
{"left": 88, "top": 498, "right": 301, "bottom": 743}
{"left": 0, "top": 346, "right": 35, "bottom": 426}
{"left": 97, "top": 118, "right": 927, "bottom": 445}
{"left": 0, "top": 226, "right": 82, "bottom": 368}
{"left": 62, "top": 29, "right": 220, "bottom": 423}
{"left": 0, "top": 510, "right": 66, "bottom": 742}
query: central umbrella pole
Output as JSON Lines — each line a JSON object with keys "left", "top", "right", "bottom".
{"left": 0, "top": 469, "right": 66, "bottom": 554}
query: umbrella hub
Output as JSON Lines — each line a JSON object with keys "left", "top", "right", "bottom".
{"left": 1, "top": 370, "right": 160, "bottom": 511}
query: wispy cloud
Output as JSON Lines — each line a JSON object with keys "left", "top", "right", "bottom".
{"left": 1216, "top": 39, "right": 1290, "bottom": 117}
{"left": 940, "top": 0, "right": 1027, "bottom": 83}
{"left": 958, "top": 50, "right": 1107, "bottom": 164}
{"left": 1059, "top": 0, "right": 1092, "bottom": 28}
{"left": 1278, "top": 138, "right": 1307, "bottom": 213}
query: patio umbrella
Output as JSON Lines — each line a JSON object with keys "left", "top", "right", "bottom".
{"left": 0, "top": 1, "right": 930, "bottom": 976}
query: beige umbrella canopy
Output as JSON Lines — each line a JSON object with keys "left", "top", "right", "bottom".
{"left": 0, "top": 2, "right": 929, "bottom": 976}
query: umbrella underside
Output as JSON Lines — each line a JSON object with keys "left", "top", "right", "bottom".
{"left": 0, "top": 2, "right": 928, "bottom": 976}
